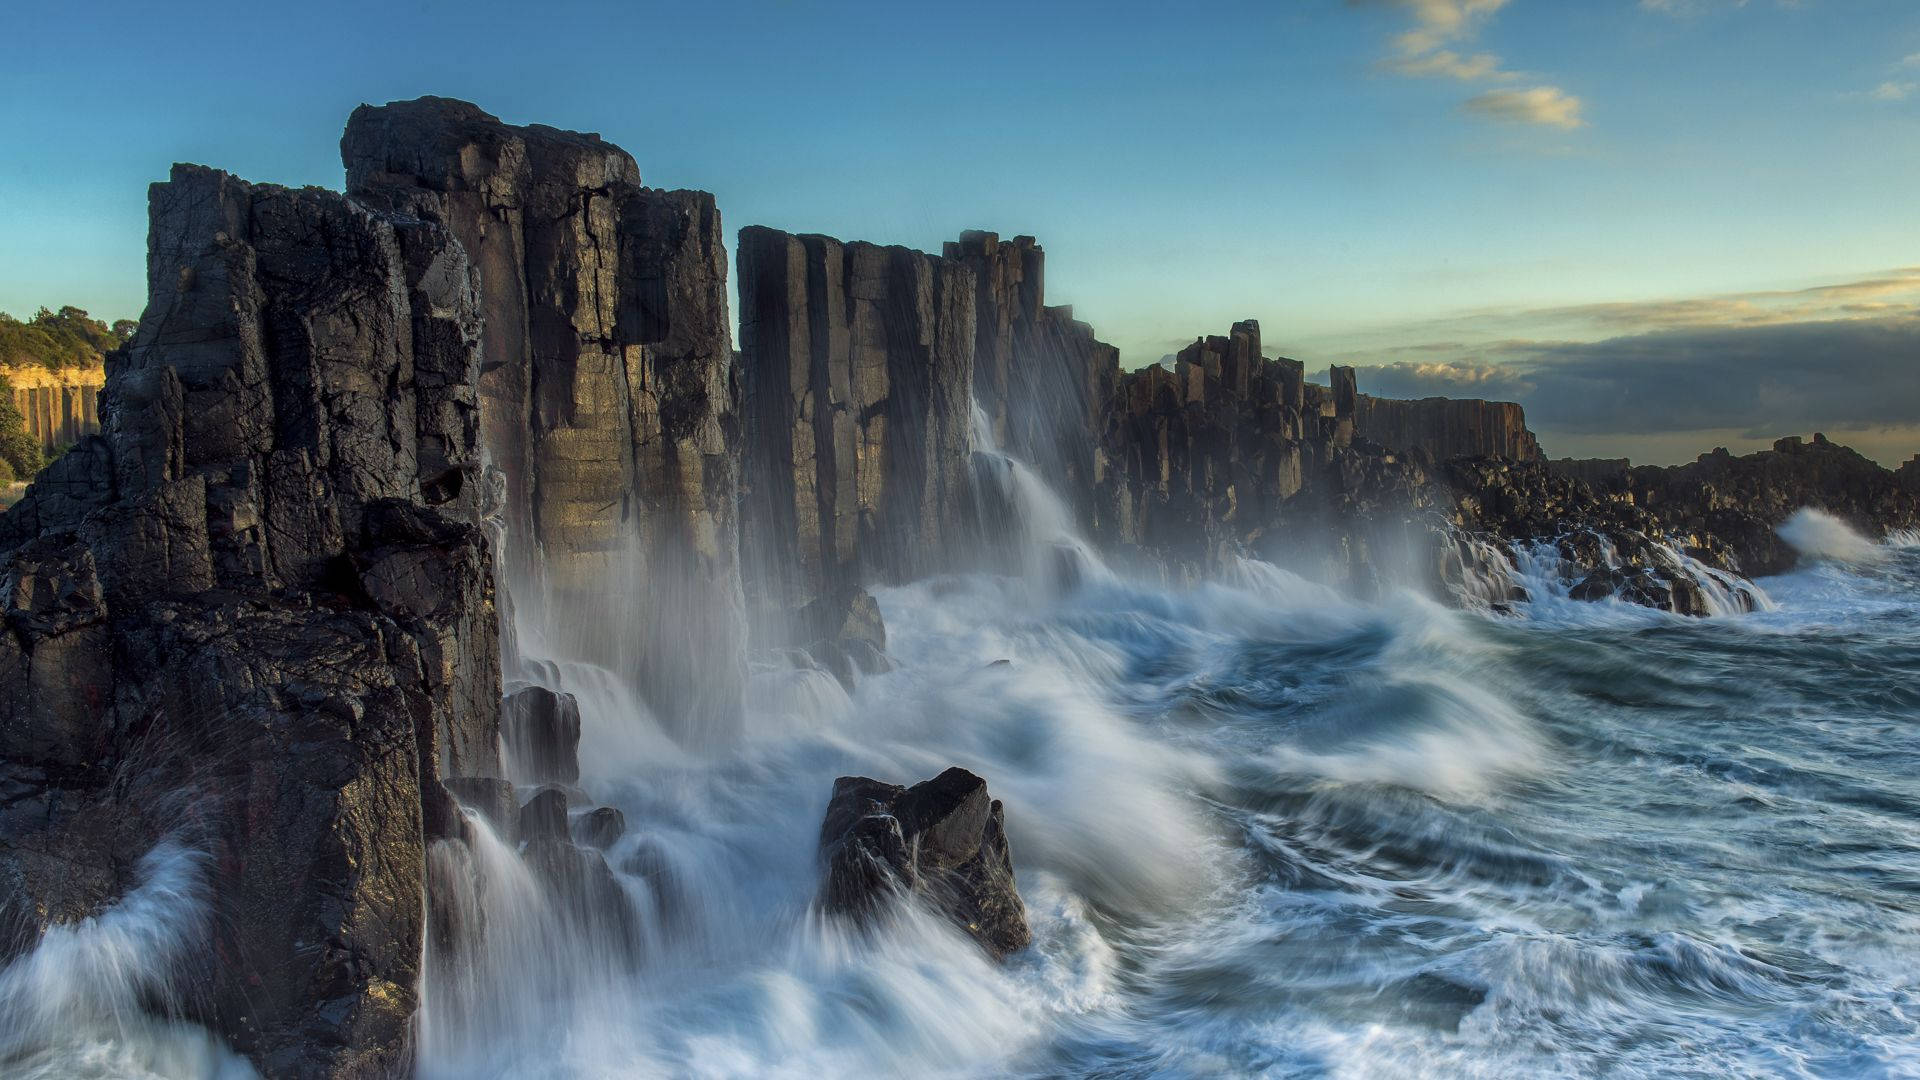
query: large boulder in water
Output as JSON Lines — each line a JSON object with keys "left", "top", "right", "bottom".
{"left": 817, "top": 767, "right": 1030, "bottom": 959}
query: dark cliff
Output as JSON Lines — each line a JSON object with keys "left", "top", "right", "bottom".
{"left": 1354, "top": 393, "right": 1540, "bottom": 463}
{"left": 735, "top": 226, "right": 975, "bottom": 623}
{"left": 341, "top": 96, "right": 745, "bottom": 739}
{"left": 0, "top": 164, "right": 500, "bottom": 1077}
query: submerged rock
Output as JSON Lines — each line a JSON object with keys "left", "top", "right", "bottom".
{"left": 817, "top": 767, "right": 1030, "bottom": 960}
{"left": 573, "top": 806, "right": 626, "bottom": 850}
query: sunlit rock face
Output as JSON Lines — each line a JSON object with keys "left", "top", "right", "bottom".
{"left": 735, "top": 227, "right": 976, "bottom": 624}
{"left": 343, "top": 96, "right": 746, "bottom": 740}
{"left": 0, "top": 163, "right": 501, "bottom": 1077}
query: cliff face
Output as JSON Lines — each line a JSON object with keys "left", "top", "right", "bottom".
{"left": 735, "top": 227, "right": 975, "bottom": 622}
{"left": 3, "top": 366, "right": 102, "bottom": 451}
{"left": 943, "top": 231, "right": 1118, "bottom": 528}
{"left": 1354, "top": 393, "right": 1540, "bottom": 463}
{"left": 341, "top": 97, "right": 745, "bottom": 739}
{"left": 0, "top": 164, "right": 499, "bottom": 1077}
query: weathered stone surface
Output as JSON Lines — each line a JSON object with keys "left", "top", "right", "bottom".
{"left": 343, "top": 96, "right": 745, "bottom": 742}
{"left": 737, "top": 227, "right": 975, "bottom": 625}
{"left": 817, "top": 767, "right": 1030, "bottom": 960}
{"left": 0, "top": 159, "right": 502, "bottom": 1078}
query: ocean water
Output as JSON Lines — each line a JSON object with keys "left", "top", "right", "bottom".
{"left": 5, "top": 515, "right": 1917, "bottom": 1078}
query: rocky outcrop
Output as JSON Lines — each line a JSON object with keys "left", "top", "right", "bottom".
{"left": 1605, "top": 435, "right": 1920, "bottom": 576}
{"left": 736, "top": 227, "right": 975, "bottom": 625}
{"left": 1354, "top": 393, "right": 1540, "bottom": 463}
{"left": 0, "top": 163, "right": 500, "bottom": 1077}
{"left": 342, "top": 96, "right": 745, "bottom": 741}
{"left": 943, "top": 231, "right": 1118, "bottom": 526}
{"left": 1899, "top": 454, "right": 1920, "bottom": 495}
{"left": 1092, "top": 321, "right": 1340, "bottom": 578}
{"left": 817, "top": 767, "right": 1029, "bottom": 959}
{"left": 2, "top": 365, "right": 102, "bottom": 451}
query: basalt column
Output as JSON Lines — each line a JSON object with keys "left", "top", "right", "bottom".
{"left": 944, "top": 231, "right": 1118, "bottom": 531}
{"left": 736, "top": 228, "right": 975, "bottom": 624}
{"left": 342, "top": 97, "right": 745, "bottom": 741}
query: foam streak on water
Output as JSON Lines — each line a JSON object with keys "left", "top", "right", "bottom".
{"left": 408, "top": 470, "right": 1920, "bottom": 1077}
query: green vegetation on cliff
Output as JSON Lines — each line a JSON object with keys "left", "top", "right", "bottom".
{"left": 0, "top": 307, "right": 134, "bottom": 371}
{"left": 0, "top": 378, "right": 42, "bottom": 480}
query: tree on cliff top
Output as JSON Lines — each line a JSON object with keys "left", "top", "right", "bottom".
{"left": 0, "top": 375, "right": 44, "bottom": 480}
{"left": 0, "top": 306, "right": 133, "bottom": 371}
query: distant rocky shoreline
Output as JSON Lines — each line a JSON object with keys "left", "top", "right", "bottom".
{"left": 1, "top": 97, "right": 1916, "bottom": 1078}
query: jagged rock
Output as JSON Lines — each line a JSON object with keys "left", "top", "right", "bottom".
{"left": 573, "top": 806, "right": 626, "bottom": 850}
{"left": 502, "top": 685, "right": 582, "bottom": 784}
{"left": 344, "top": 96, "right": 746, "bottom": 742}
{"left": 518, "top": 787, "right": 571, "bottom": 842}
{"left": 817, "top": 767, "right": 1030, "bottom": 960}
{"left": 797, "top": 585, "right": 893, "bottom": 691}
{"left": 0, "top": 157, "right": 503, "bottom": 1079}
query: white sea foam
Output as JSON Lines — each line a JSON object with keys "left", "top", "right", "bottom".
{"left": 1777, "top": 506, "right": 1891, "bottom": 564}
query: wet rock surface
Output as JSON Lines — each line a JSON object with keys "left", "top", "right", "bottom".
{"left": 817, "top": 767, "right": 1030, "bottom": 960}
{"left": 0, "top": 158, "right": 503, "bottom": 1077}
{"left": 344, "top": 95, "right": 746, "bottom": 742}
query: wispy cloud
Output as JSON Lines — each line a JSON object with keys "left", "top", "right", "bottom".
{"left": 1463, "top": 86, "right": 1587, "bottom": 128}
{"left": 1356, "top": 0, "right": 1586, "bottom": 129}
{"left": 1314, "top": 267, "right": 1920, "bottom": 462}
{"left": 1864, "top": 80, "right": 1917, "bottom": 102}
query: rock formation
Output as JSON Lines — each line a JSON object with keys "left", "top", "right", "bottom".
{"left": 1354, "top": 393, "right": 1540, "bottom": 463}
{"left": 817, "top": 767, "right": 1029, "bottom": 959}
{"left": 6, "top": 91, "right": 1919, "bottom": 1080}
{"left": 0, "top": 163, "right": 499, "bottom": 1077}
{"left": 1597, "top": 435, "right": 1920, "bottom": 576}
{"left": 735, "top": 227, "right": 975, "bottom": 626}
{"left": 2, "top": 365, "right": 102, "bottom": 451}
{"left": 943, "top": 231, "right": 1118, "bottom": 526}
{"left": 342, "top": 97, "right": 745, "bottom": 741}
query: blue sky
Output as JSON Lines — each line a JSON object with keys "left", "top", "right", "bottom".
{"left": 3, "top": 0, "right": 1917, "bottom": 461}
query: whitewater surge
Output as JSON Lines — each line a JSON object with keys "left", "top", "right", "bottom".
{"left": 0, "top": 844, "right": 257, "bottom": 1080}
{"left": 403, "top": 484, "right": 1920, "bottom": 1078}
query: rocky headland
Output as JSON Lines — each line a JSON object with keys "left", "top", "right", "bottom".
{"left": 1, "top": 97, "right": 1916, "bottom": 1077}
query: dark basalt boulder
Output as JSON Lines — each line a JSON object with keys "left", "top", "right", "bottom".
{"left": 503, "top": 684, "right": 582, "bottom": 784}
{"left": 817, "top": 767, "right": 1030, "bottom": 960}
